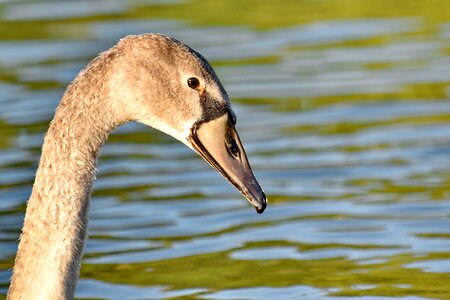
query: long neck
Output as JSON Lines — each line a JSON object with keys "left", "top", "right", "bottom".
{"left": 8, "top": 76, "right": 122, "bottom": 300}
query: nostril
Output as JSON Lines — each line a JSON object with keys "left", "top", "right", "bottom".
{"left": 228, "top": 141, "right": 240, "bottom": 158}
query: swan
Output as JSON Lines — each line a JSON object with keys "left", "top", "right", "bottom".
{"left": 7, "top": 34, "right": 267, "bottom": 300}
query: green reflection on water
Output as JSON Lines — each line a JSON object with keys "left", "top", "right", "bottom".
{"left": 0, "top": 120, "right": 18, "bottom": 149}
{"left": 1, "top": 0, "right": 449, "bottom": 40}
{"left": 79, "top": 248, "right": 450, "bottom": 299}
{"left": 133, "top": 0, "right": 449, "bottom": 31}
{"left": 285, "top": 113, "right": 450, "bottom": 135}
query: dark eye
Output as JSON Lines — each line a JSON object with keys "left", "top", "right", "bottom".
{"left": 187, "top": 77, "right": 200, "bottom": 89}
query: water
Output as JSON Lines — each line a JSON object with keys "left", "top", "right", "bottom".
{"left": 0, "top": 0, "right": 449, "bottom": 299}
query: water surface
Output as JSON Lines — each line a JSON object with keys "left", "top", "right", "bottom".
{"left": 0, "top": 0, "right": 449, "bottom": 299}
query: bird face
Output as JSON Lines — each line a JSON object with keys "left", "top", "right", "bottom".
{"left": 116, "top": 34, "right": 267, "bottom": 213}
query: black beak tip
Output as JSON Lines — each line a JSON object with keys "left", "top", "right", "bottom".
{"left": 254, "top": 192, "right": 267, "bottom": 214}
{"left": 255, "top": 206, "right": 266, "bottom": 214}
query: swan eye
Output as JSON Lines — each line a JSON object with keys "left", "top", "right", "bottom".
{"left": 187, "top": 77, "right": 200, "bottom": 89}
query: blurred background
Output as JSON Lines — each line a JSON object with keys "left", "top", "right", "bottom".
{"left": 0, "top": 0, "right": 449, "bottom": 299}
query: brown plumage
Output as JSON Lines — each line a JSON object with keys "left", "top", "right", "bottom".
{"left": 7, "top": 34, "right": 266, "bottom": 300}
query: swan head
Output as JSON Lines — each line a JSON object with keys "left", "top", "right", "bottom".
{"left": 111, "top": 34, "right": 267, "bottom": 213}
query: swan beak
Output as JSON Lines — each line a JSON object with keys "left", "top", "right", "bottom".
{"left": 189, "top": 114, "right": 267, "bottom": 213}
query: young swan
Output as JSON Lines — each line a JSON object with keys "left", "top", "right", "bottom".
{"left": 7, "top": 34, "right": 267, "bottom": 300}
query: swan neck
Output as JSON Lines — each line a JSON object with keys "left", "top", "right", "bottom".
{"left": 7, "top": 88, "right": 117, "bottom": 300}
